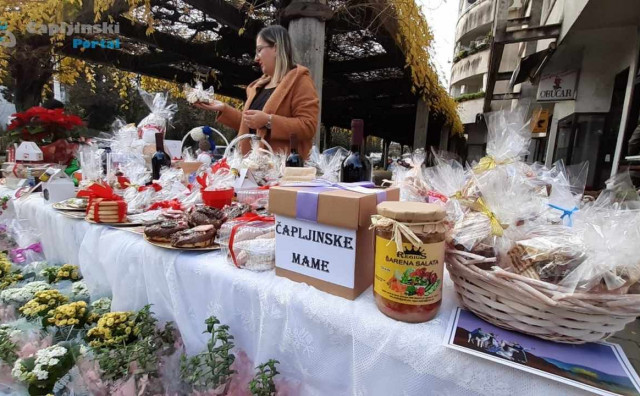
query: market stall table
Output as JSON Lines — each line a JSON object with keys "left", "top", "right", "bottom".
{"left": 7, "top": 190, "right": 587, "bottom": 395}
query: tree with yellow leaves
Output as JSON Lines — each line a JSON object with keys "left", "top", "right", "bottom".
{"left": 0, "top": 0, "right": 150, "bottom": 111}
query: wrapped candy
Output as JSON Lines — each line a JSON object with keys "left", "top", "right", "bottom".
{"left": 423, "top": 157, "right": 470, "bottom": 222}
{"left": 216, "top": 213, "right": 275, "bottom": 271}
{"left": 123, "top": 187, "right": 155, "bottom": 214}
{"left": 183, "top": 80, "right": 215, "bottom": 104}
{"left": 109, "top": 118, "right": 143, "bottom": 156}
{"left": 242, "top": 139, "right": 277, "bottom": 186}
{"left": 136, "top": 89, "right": 177, "bottom": 144}
{"left": 205, "top": 168, "right": 236, "bottom": 191}
{"left": 392, "top": 149, "right": 432, "bottom": 202}
{"left": 540, "top": 161, "right": 588, "bottom": 225}
{"left": 305, "top": 146, "right": 348, "bottom": 183}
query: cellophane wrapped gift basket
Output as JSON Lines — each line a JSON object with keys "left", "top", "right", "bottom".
{"left": 427, "top": 107, "right": 640, "bottom": 344}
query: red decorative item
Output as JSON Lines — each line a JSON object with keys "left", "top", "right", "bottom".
{"left": 116, "top": 176, "right": 131, "bottom": 189}
{"left": 148, "top": 199, "right": 182, "bottom": 211}
{"left": 8, "top": 107, "right": 84, "bottom": 146}
{"left": 201, "top": 188, "right": 234, "bottom": 209}
{"left": 211, "top": 158, "right": 230, "bottom": 173}
{"left": 40, "top": 139, "right": 78, "bottom": 165}
{"left": 138, "top": 183, "right": 162, "bottom": 192}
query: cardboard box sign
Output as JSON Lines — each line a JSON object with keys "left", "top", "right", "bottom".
{"left": 269, "top": 185, "right": 400, "bottom": 300}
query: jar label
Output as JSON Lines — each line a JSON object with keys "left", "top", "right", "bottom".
{"left": 374, "top": 236, "right": 444, "bottom": 306}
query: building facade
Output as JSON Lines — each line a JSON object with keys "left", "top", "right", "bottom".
{"left": 450, "top": 0, "right": 640, "bottom": 189}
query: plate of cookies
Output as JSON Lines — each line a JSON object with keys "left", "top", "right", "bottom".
{"left": 85, "top": 218, "right": 143, "bottom": 227}
{"left": 52, "top": 198, "right": 89, "bottom": 212}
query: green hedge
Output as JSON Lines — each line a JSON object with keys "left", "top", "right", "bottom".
{"left": 454, "top": 91, "right": 485, "bottom": 103}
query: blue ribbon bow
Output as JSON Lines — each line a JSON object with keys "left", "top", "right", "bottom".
{"left": 548, "top": 204, "right": 578, "bottom": 226}
{"left": 201, "top": 126, "right": 216, "bottom": 153}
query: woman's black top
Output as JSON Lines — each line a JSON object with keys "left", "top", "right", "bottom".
{"left": 248, "top": 87, "right": 275, "bottom": 134}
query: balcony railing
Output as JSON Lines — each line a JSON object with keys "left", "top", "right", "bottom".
{"left": 450, "top": 47, "right": 491, "bottom": 86}
{"left": 456, "top": 0, "right": 494, "bottom": 42}
{"left": 453, "top": 34, "right": 492, "bottom": 63}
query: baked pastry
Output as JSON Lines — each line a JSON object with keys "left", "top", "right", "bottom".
{"left": 507, "top": 236, "right": 586, "bottom": 283}
{"left": 161, "top": 209, "right": 187, "bottom": 221}
{"left": 187, "top": 206, "right": 226, "bottom": 228}
{"left": 171, "top": 225, "right": 216, "bottom": 248}
{"left": 144, "top": 220, "right": 189, "bottom": 242}
{"left": 222, "top": 203, "right": 251, "bottom": 220}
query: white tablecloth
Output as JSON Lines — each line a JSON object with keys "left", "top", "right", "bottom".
{"left": 9, "top": 193, "right": 585, "bottom": 396}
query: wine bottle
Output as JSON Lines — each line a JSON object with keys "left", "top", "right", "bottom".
{"left": 340, "top": 119, "right": 371, "bottom": 183}
{"left": 151, "top": 132, "right": 171, "bottom": 180}
{"left": 286, "top": 133, "right": 303, "bottom": 167}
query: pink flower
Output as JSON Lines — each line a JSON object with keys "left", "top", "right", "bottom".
{"left": 0, "top": 304, "right": 16, "bottom": 322}
{"left": 225, "top": 349, "right": 254, "bottom": 396}
{"left": 111, "top": 376, "right": 136, "bottom": 396}
{"left": 17, "top": 335, "right": 52, "bottom": 359}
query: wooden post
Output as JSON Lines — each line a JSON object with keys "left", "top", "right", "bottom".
{"left": 483, "top": 0, "right": 510, "bottom": 113}
{"left": 413, "top": 98, "right": 429, "bottom": 151}
{"left": 286, "top": 0, "right": 332, "bottom": 149}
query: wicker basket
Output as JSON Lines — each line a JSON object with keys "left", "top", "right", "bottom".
{"left": 446, "top": 249, "right": 640, "bottom": 344}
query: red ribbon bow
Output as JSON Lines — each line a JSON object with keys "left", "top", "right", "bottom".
{"left": 196, "top": 174, "right": 208, "bottom": 190}
{"left": 77, "top": 182, "right": 127, "bottom": 222}
{"left": 228, "top": 213, "right": 275, "bottom": 268}
{"left": 148, "top": 199, "right": 183, "bottom": 211}
{"left": 212, "top": 158, "right": 229, "bottom": 173}
{"left": 138, "top": 183, "right": 162, "bottom": 192}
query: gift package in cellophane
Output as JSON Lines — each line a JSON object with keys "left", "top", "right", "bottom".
{"left": 392, "top": 149, "right": 432, "bottom": 202}
{"left": 216, "top": 214, "right": 275, "bottom": 271}
{"left": 420, "top": 106, "right": 640, "bottom": 297}
{"left": 183, "top": 80, "right": 215, "bottom": 104}
{"left": 305, "top": 146, "right": 347, "bottom": 183}
{"left": 7, "top": 220, "right": 45, "bottom": 266}
{"left": 559, "top": 173, "right": 640, "bottom": 295}
{"left": 416, "top": 106, "right": 640, "bottom": 342}
{"left": 137, "top": 89, "right": 177, "bottom": 144}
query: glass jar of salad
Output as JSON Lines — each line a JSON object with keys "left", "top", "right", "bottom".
{"left": 372, "top": 202, "right": 447, "bottom": 323}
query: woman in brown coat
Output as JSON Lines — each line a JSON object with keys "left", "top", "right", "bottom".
{"left": 194, "top": 25, "right": 319, "bottom": 159}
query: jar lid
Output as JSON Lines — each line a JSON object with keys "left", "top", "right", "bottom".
{"left": 377, "top": 201, "right": 446, "bottom": 223}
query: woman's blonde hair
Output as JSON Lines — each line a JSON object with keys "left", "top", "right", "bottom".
{"left": 258, "top": 25, "right": 295, "bottom": 84}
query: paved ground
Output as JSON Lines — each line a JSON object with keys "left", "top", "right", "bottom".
{"left": 610, "top": 319, "right": 640, "bottom": 376}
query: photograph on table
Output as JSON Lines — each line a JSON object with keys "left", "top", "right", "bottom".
{"left": 444, "top": 308, "right": 640, "bottom": 396}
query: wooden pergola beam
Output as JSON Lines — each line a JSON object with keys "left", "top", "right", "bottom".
{"left": 59, "top": 45, "right": 246, "bottom": 98}
{"left": 182, "top": 0, "right": 264, "bottom": 37}
{"left": 114, "top": 18, "right": 258, "bottom": 83}
{"left": 326, "top": 53, "right": 400, "bottom": 74}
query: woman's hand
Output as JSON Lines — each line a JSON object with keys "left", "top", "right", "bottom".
{"left": 243, "top": 110, "right": 270, "bottom": 130}
{"left": 193, "top": 100, "right": 226, "bottom": 112}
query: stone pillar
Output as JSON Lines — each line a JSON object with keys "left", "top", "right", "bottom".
{"left": 287, "top": 0, "right": 332, "bottom": 148}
